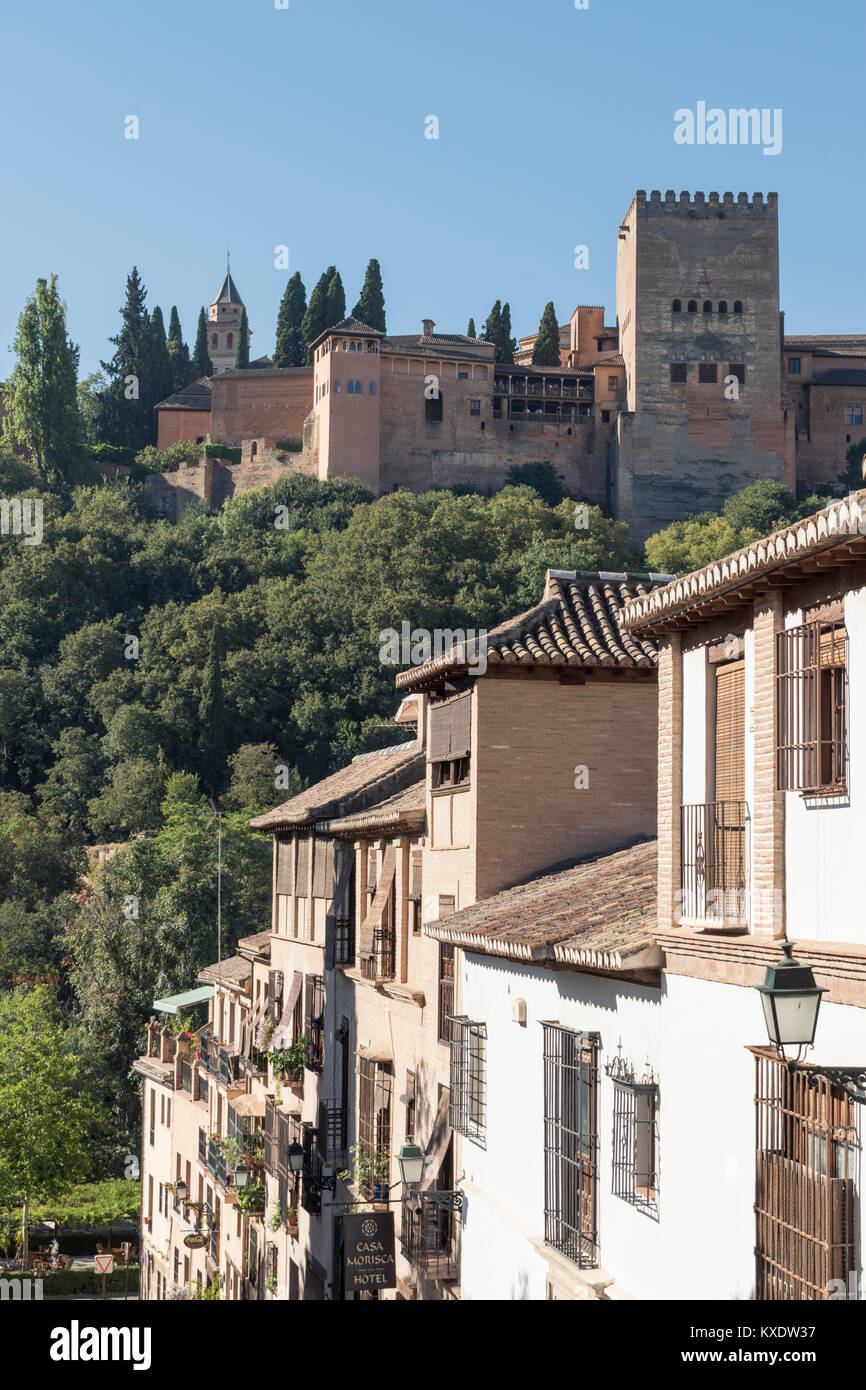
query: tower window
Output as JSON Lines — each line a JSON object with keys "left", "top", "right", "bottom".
{"left": 687, "top": 300, "right": 698, "bottom": 313}
{"left": 601, "top": 409, "right": 611, "bottom": 422}
{"left": 703, "top": 300, "right": 712, "bottom": 314}
{"left": 733, "top": 301, "right": 743, "bottom": 314}
{"left": 425, "top": 389, "right": 444, "bottom": 422}
{"left": 844, "top": 405, "right": 863, "bottom": 426}
{"left": 227, "top": 333, "right": 233, "bottom": 350}
{"left": 718, "top": 301, "right": 728, "bottom": 314}
{"left": 333, "top": 379, "right": 341, "bottom": 392}
{"left": 469, "top": 399, "right": 481, "bottom": 416}
{"left": 670, "top": 363, "right": 687, "bottom": 383}
{"left": 698, "top": 363, "right": 718, "bottom": 384}
{"left": 211, "top": 334, "right": 218, "bottom": 349}
{"left": 728, "top": 364, "right": 746, "bottom": 384}
{"left": 788, "top": 358, "right": 801, "bottom": 375}
{"left": 672, "top": 299, "right": 682, "bottom": 313}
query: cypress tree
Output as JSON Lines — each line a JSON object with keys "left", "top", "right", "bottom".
{"left": 499, "top": 303, "right": 516, "bottom": 364}
{"left": 532, "top": 301, "right": 561, "bottom": 366}
{"left": 166, "top": 306, "right": 192, "bottom": 391}
{"left": 467, "top": 317, "right": 477, "bottom": 339}
{"left": 97, "top": 267, "right": 157, "bottom": 448}
{"left": 274, "top": 272, "right": 307, "bottom": 367}
{"left": 3, "top": 274, "right": 83, "bottom": 488}
{"left": 302, "top": 272, "right": 331, "bottom": 364}
{"left": 352, "top": 259, "right": 386, "bottom": 332}
{"left": 234, "top": 308, "right": 250, "bottom": 369}
{"left": 198, "top": 625, "right": 230, "bottom": 794}
{"left": 482, "top": 301, "right": 502, "bottom": 355}
{"left": 325, "top": 268, "right": 346, "bottom": 327}
{"left": 149, "top": 306, "right": 174, "bottom": 405}
{"left": 191, "top": 307, "right": 214, "bottom": 378}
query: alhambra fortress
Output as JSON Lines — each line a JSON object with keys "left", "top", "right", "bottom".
{"left": 153, "top": 190, "right": 866, "bottom": 540}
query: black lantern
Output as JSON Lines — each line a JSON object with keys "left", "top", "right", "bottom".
{"left": 233, "top": 1160, "right": 250, "bottom": 1190}
{"left": 286, "top": 1141, "right": 305, "bottom": 1174}
{"left": 755, "top": 940, "right": 825, "bottom": 1060}
{"left": 175, "top": 1178, "right": 188, "bottom": 1203}
{"left": 396, "top": 1142, "right": 425, "bottom": 1188}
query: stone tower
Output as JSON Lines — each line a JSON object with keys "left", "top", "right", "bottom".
{"left": 311, "top": 317, "right": 383, "bottom": 492}
{"left": 614, "top": 190, "right": 792, "bottom": 540}
{"left": 207, "top": 269, "right": 250, "bottom": 375}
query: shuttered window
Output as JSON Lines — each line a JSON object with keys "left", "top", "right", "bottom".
{"left": 429, "top": 693, "right": 472, "bottom": 762}
{"left": 312, "top": 837, "right": 336, "bottom": 898}
{"left": 409, "top": 849, "right": 423, "bottom": 899}
{"left": 268, "top": 970, "right": 284, "bottom": 1022}
{"left": 295, "top": 838, "right": 310, "bottom": 895}
{"left": 715, "top": 660, "right": 745, "bottom": 803}
{"left": 275, "top": 838, "right": 293, "bottom": 895}
{"left": 776, "top": 623, "right": 847, "bottom": 793}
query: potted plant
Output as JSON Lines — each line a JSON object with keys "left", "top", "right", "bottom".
{"left": 236, "top": 1181, "right": 266, "bottom": 1215}
{"left": 286, "top": 1207, "right": 298, "bottom": 1237}
{"left": 372, "top": 1149, "right": 390, "bottom": 1203}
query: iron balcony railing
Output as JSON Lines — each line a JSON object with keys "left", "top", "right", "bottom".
{"left": 401, "top": 1193, "right": 461, "bottom": 1281}
{"left": 180, "top": 1061, "right": 193, "bottom": 1093}
{"left": 334, "top": 916, "right": 355, "bottom": 966}
{"left": 360, "top": 923, "right": 395, "bottom": 982}
{"left": 198, "top": 1128, "right": 207, "bottom": 1164}
{"left": 680, "top": 801, "right": 749, "bottom": 927}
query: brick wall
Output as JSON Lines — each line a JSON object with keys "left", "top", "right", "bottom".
{"left": 751, "top": 592, "right": 785, "bottom": 937}
{"left": 656, "top": 635, "right": 683, "bottom": 931}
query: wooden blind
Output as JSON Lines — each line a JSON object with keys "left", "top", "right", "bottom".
{"left": 715, "top": 660, "right": 745, "bottom": 804}
{"left": 268, "top": 970, "right": 284, "bottom": 1021}
{"left": 312, "top": 838, "right": 336, "bottom": 898}
{"left": 410, "top": 849, "right": 423, "bottom": 898}
{"left": 429, "top": 693, "right": 471, "bottom": 762}
{"left": 296, "top": 838, "right": 310, "bottom": 895}
{"left": 275, "top": 838, "right": 293, "bottom": 895}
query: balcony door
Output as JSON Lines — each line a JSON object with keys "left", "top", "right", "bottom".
{"left": 713, "top": 660, "right": 746, "bottom": 918}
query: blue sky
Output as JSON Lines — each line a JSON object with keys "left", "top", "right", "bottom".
{"left": 1, "top": 0, "right": 863, "bottom": 377}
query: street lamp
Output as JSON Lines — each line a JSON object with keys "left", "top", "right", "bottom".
{"left": 286, "top": 1142, "right": 305, "bottom": 1174}
{"left": 174, "top": 1178, "right": 188, "bottom": 1204}
{"left": 396, "top": 1142, "right": 425, "bottom": 1189}
{"left": 234, "top": 1161, "right": 250, "bottom": 1191}
{"left": 755, "top": 940, "right": 825, "bottom": 1062}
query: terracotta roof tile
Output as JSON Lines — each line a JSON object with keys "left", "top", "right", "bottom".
{"left": 395, "top": 570, "right": 673, "bottom": 690}
{"left": 424, "top": 840, "right": 659, "bottom": 971}
{"left": 249, "top": 741, "right": 424, "bottom": 831}
{"left": 155, "top": 380, "right": 211, "bottom": 411}
{"left": 321, "top": 778, "right": 426, "bottom": 836}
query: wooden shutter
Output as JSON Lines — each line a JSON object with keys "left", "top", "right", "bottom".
{"left": 296, "top": 838, "right": 310, "bottom": 895}
{"left": 429, "top": 694, "right": 471, "bottom": 761}
{"left": 275, "top": 838, "right": 293, "bottom": 895}
{"left": 312, "top": 838, "right": 336, "bottom": 898}
{"left": 715, "top": 661, "right": 745, "bottom": 804}
{"left": 359, "top": 847, "right": 396, "bottom": 957}
{"left": 410, "top": 849, "right": 423, "bottom": 899}
{"left": 268, "top": 970, "right": 284, "bottom": 1022}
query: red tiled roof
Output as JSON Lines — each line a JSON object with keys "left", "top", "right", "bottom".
{"left": 321, "top": 778, "right": 426, "bottom": 836}
{"left": 249, "top": 741, "right": 424, "bottom": 832}
{"left": 424, "top": 840, "right": 659, "bottom": 972}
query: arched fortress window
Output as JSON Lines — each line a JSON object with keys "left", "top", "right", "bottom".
{"left": 687, "top": 300, "right": 698, "bottom": 313}
{"left": 227, "top": 333, "right": 233, "bottom": 349}
{"left": 425, "top": 388, "right": 444, "bottom": 423}
{"left": 211, "top": 334, "right": 218, "bottom": 349}
{"left": 672, "top": 299, "right": 681, "bottom": 313}
{"left": 703, "top": 300, "right": 712, "bottom": 313}
{"left": 733, "top": 301, "right": 743, "bottom": 314}
{"left": 718, "top": 301, "right": 728, "bottom": 314}
{"left": 251, "top": 441, "right": 258, "bottom": 458}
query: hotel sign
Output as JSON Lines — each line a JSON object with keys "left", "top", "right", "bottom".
{"left": 342, "top": 1211, "right": 396, "bottom": 1293}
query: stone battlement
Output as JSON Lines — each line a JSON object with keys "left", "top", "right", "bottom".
{"left": 635, "top": 190, "right": 778, "bottom": 213}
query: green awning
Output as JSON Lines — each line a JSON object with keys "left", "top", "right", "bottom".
{"left": 152, "top": 985, "right": 214, "bottom": 1015}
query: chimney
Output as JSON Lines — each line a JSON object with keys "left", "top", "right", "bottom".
{"left": 422, "top": 319, "right": 435, "bottom": 337}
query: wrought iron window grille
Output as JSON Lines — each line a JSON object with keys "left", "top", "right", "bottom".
{"left": 448, "top": 1016, "right": 487, "bottom": 1147}
{"left": 606, "top": 1045, "right": 659, "bottom": 1214}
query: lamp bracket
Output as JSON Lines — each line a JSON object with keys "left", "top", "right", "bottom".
{"left": 804, "top": 1067, "right": 866, "bottom": 1106}
{"left": 418, "top": 1190, "right": 464, "bottom": 1212}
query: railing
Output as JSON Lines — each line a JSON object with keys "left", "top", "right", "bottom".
{"left": 335, "top": 916, "right": 355, "bottom": 966}
{"left": 304, "top": 1019, "right": 324, "bottom": 1073}
{"left": 180, "top": 1061, "right": 192, "bottom": 1093}
{"left": 401, "top": 1194, "right": 460, "bottom": 1281}
{"left": 491, "top": 409, "right": 585, "bottom": 427}
{"left": 360, "top": 924, "right": 395, "bottom": 982}
{"left": 198, "top": 1128, "right": 207, "bottom": 1164}
{"left": 493, "top": 380, "right": 592, "bottom": 399}
{"left": 681, "top": 801, "right": 748, "bottom": 927}
{"left": 319, "top": 1102, "right": 346, "bottom": 1168}
{"left": 438, "top": 977, "right": 454, "bottom": 1044}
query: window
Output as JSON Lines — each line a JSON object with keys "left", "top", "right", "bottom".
{"left": 611, "top": 1073, "right": 658, "bottom": 1209}
{"left": 687, "top": 300, "right": 697, "bottom": 313}
{"left": 211, "top": 334, "right": 218, "bottom": 349}
{"left": 670, "top": 363, "right": 687, "bottom": 384}
{"left": 369, "top": 381, "right": 376, "bottom": 395}
{"left": 788, "top": 358, "right": 801, "bottom": 375}
{"left": 542, "top": 1025, "right": 599, "bottom": 1268}
{"left": 227, "top": 333, "right": 233, "bottom": 350}
{"left": 458, "top": 371, "right": 469, "bottom": 380}
{"left": 437, "top": 940, "right": 455, "bottom": 1042}
{"left": 703, "top": 300, "right": 712, "bottom": 313}
{"left": 403, "top": 1071, "right": 416, "bottom": 1141}
{"left": 608, "top": 375, "right": 619, "bottom": 393}
{"left": 728, "top": 363, "right": 746, "bottom": 384}
{"left": 733, "top": 300, "right": 743, "bottom": 313}
{"left": 429, "top": 693, "right": 471, "bottom": 788}
{"left": 347, "top": 379, "right": 363, "bottom": 394}
{"left": 358, "top": 1059, "right": 392, "bottom": 1200}
{"left": 449, "top": 1017, "right": 486, "bottom": 1147}
{"left": 672, "top": 299, "right": 681, "bottom": 313}
{"left": 698, "top": 363, "right": 718, "bottom": 384}
{"left": 844, "top": 405, "right": 863, "bottom": 426}
{"left": 469, "top": 398, "right": 481, "bottom": 416}
{"left": 333, "top": 379, "right": 341, "bottom": 392}
{"left": 349, "top": 341, "right": 356, "bottom": 350}
{"left": 425, "top": 389, "right": 443, "bottom": 422}
{"left": 303, "top": 975, "right": 325, "bottom": 1071}
{"left": 431, "top": 756, "right": 469, "bottom": 789}
{"left": 601, "top": 409, "right": 610, "bottom": 422}
{"left": 776, "top": 621, "right": 847, "bottom": 793}
{"left": 408, "top": 849, "right": 423, "bottom": 935}
{"left": 718, "top": 301, "right": 728, "bottom": 314}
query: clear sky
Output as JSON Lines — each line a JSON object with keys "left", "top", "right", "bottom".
{"left": 1, "top": 0, "right": 863, "bottom": 377}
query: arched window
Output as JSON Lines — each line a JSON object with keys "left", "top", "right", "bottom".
{"left": 211, "top": 334, "right": 218, "bottom": 349}
{"left": 733, "top": 300, "right": 743, "bottom": 314}
{"left": 349, "top": 342, "right": 356, "bottom": 351}
{"left": 703, "top": 300, "right": 712, "bottom": 313}
{"left": 672, "top": 299, "right": 682, "bottom": 313}
{"left": 718, "top": 301, "right": 728, "bottom": 314}
{"left": 687, "top": 300, "right": 697, "bottom": 313}
{"left": 227, "top": 333, "right": 233, "bottom": 349}
{"left": 250, "top": 441, "right": 258, "bottom": 458}
{"left": 425, "top": 387, "right": 444, "bottom": 422}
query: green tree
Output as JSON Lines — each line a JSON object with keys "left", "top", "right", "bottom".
{"left": 87, "top": 758, "right": 167, "bottom": 839}
{"left": 35, "top": 728, "right": 105, "bottom": 838}
{"left": 223, "top": 742, "right": 302, "bottom": 812}
{"left": 839, "top": 436, "right": 866, "bottom": 491}
{"left": 482, "top": 300, "right": 502, "bottom": 352}
{"left": 325, "top": 268, "right": 346, "bottom": 328}
{"left": 532, "top": 301, "right": 561, "bottom": 366}
{"left": 77, "top": 372, "right": 107, "bottom": 447}
{"left": 467, "top": 317, "right": 477, "bottom": 339}
{"left": 505, "top": 462, "right": 565, "bottom": 507}
{"left": 97, "top": 268, "right": 157, "bottom": 449}
{"left": 191, "top": 307, "right": 214, "bottom": 378}
{"left": 302, "top": 271, "right": 331, "bottom": 364}
{"left": 166, "top": 306, "right": 192, "bottom": 393}
{"left": 644, "top": 482, "right": 807, "bottom": 573}
{"left": 499, "top": 303, "right": 516, "bottom": 364}
{"left": 198, "top": 626, "right": 230, "bottom": 794}
{"left": 234, "top": 308, "right": 250, "bottom": 369}
{"left": 3, "top": 274, "right": 83, "bottom": 488}
{"left": 0, "top": 986, "right": 101, "bottom": 1264}
{"left": 149, "top": 306, "right": 174, "bottom": 406}
{"left": 274, "top": 272, "right": 307, "bottom": 368}
{"left": 352, "top": 259, "right": 386, "bottom": 332}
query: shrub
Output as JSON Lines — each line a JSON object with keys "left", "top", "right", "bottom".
{"left": 2, "top": 1264, "right": 139, "bottom": 1295}
{"left": 275, "top": 438, "right": 303, "bottom": 453}
{"left": 135, "top": 441, "right": 202, "bottom": 474}
{"left": 205, "top": 443, "right": 242, "bottom": 465}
